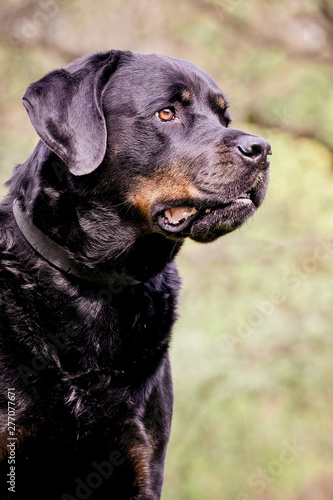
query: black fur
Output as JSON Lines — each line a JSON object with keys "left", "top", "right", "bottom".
{"left": 0, "top": 50, "right": 271, "bottom": 499}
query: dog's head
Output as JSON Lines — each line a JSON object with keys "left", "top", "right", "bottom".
{"left": 22, "top": 50, "right": 270, "bottom": 246}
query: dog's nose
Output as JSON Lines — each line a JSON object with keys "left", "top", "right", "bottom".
{"left": 237, "top": 135, "right": 272, "bottom": 168}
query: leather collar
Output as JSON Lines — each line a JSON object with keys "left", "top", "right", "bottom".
{"left": 13, "top": 199, "right": 141, "bottom": 287}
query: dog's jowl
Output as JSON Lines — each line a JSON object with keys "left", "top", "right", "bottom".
{"left": 0, "top": 50, "right": 271, "bottom": 499}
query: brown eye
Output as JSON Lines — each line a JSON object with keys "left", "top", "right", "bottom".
{"left": 156, "top": 108, "right": 175, "bottom": 122}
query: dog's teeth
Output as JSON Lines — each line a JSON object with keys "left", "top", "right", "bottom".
{"left": 164, "top": 207, "right": 197, "bottom": 225}
{"left": 205, "top": 208, "right": 212, "bottom": 214}
{"left": 183, "top": 207, "right": 197, "bottom": 218}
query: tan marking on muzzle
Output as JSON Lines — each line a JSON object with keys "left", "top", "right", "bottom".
{"left": 128, "top": 168, "right": 201, "bottom": 223}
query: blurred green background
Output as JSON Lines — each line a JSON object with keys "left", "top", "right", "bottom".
{"left": 1, "top": 0, "right": 333, "bottom": 498}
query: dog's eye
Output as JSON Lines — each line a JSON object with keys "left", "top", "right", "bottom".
{"left": 155, "top": 108, "right": 175, "bottom": 122}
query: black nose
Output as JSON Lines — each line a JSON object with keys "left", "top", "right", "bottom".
{"left": 237, "top": 135, "right": 272, "bottom": 167}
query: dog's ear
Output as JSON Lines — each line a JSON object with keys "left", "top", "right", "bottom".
{"left": 22, "top": 50, "right": 124, "bottom": 176}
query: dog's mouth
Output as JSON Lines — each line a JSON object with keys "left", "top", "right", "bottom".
{"left": 159, "top": 206, "right": 201, "bottom": 232}
{"left": 155, "top": 190, "right": 256, "bottom": 241}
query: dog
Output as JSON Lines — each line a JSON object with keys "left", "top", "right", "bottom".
{"left": 0, "top": 50, "right": 271, "bottom": 499}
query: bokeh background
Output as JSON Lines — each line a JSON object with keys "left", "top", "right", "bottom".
{"left": 1, "top": 0, "right": 333, "bottom": 498}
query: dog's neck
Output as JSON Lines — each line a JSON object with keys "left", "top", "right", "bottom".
{"left": 13, "top": 198, "right": 141, "bottom": 286}
{"left": 13, "top": 198, "right": 182, "bottom": 286}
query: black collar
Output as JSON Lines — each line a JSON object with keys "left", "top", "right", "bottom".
{"left": 12, "top": 199, "right": 141, "bottom": 287}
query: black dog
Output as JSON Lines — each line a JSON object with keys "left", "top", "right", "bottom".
{"left": 0, "top": 50, "right": 271, "bottom": 499}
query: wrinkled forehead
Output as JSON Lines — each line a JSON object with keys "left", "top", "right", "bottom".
{"left": 105, "top": 53, "right": 228, "bottom": 111}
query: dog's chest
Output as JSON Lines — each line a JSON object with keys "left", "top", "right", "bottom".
{"left": 3, "top": 270, "right": 175, "bottom": 380}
